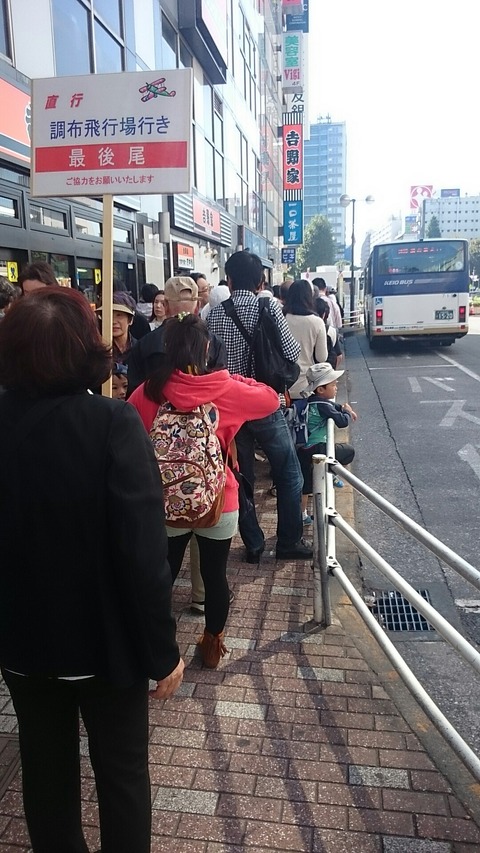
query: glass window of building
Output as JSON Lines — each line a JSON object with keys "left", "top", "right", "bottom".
{"left": 203, "top": 83, "right": 213, "bottom": 141}
{"left": 224, "top": 162, "right": 237, "bottom": 216}
{"left": 241, "top": 135, "right": 248, "bottom": 176}
{"left": 161, "top": 13, "right": 177, "bottom": 69}
{"left": 0, "top": 0, "right": 10, "bottom": 58}
{"left": 240, "top": 179, "right": 248, "bottom": 222}
{"left": 193, "top": 67, "right": 204, "bottom": 127}
{"left": 205, "top": 141, "right": 215, "bottom": 200}
{"left": 0, "top": 196, "right": 18, "bottom": 220}
{"left": 93, "top": 0, "right": 121, "bottom": 35}
{"left": 179, "top": 41, "right": 192, "bottom": 69}
{"left": 30, "top": 204, "right": 67, "bottom": 230}
{"left": 194, "top": 128, "right": 206, "bottom": 197}
{"left": 94, "top": 20, "right": 123, "bottom": 73}
{"left": 75, "top": 216, "right": 102, "bottom": 238}
{"left": 123, "top": 0, "right": 135, "bottom": 52}
{"left": 113, "top": 225, "right": 131, "bottom": 244}
{"left": 52, "top": 0, "right": 91, "bottom": 76}
{"left": 213, "top": 96, "right": 223, "bottom": 151}
{"left": 214, "top": 152, "right": 224, "bottom": 204}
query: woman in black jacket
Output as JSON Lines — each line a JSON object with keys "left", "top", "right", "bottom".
{"left": 0, "top": 287, "right": 184, "bottom": 853}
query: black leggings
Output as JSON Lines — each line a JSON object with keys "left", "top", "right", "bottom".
{"left": 168, "top": 533, "right": 232, "bottom": 635}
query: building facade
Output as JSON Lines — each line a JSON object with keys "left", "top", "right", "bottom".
{"left": 423, "top": 194, "right": 480, "bottom": 240}
{"left": 302, "top": 116, "right": 346, "bottom": 250}
{"left": 0, "top": 0, "right": 284, "bottom": 299}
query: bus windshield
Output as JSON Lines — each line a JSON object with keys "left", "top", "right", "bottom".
{"left": 377, "top": 241, "right": 466, "bottom": 276}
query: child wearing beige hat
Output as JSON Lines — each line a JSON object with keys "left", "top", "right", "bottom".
{"left": 297, "top": 362, "right": 357, "bottom": 520}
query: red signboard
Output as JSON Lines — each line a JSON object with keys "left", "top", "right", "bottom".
{"left": 192, "top": 197, "right": 221, "bottom": 238}
{"left": 410, "top": 184, "right": 433, "bottom": 209}
{"left": 35, "top": 141, "right": 187, "bottom": 172}
{"left": 282, "top": 123, "right": 303, "bottom": 191}
{"left": 174, "top": 242, "right": 195, "bottom": 269}
{"left": 0, "top": 77, "right": 31, "bottom": 165}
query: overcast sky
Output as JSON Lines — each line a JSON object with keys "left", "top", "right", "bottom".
{"left": 308, "top": 0, "right": 480, "bottom": 242}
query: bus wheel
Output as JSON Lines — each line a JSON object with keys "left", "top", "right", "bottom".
{"left": 367, "top": 323, "right": 380, "bottom": 349}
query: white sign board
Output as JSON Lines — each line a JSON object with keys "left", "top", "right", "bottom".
{"left": 31, "top": 69, "right": 193, "bottom": 198}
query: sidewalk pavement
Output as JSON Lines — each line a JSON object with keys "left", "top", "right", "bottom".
{"left": 1, "top": 399, "right": 480, "bottom": 850}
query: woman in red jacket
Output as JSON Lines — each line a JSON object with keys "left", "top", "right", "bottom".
{"left": 129, "top": 314, "right": 279, "bottom": 668}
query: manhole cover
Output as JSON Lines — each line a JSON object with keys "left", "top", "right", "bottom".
{"left": 368, "top": 589, "right": 434, "bottom": 632}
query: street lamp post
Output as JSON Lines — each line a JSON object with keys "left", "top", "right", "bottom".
{"left": 339, "top": 193, "right": 374, "bottom": 318}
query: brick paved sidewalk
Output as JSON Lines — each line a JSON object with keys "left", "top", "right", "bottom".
{"left": 1, "top": 462, "right": 480, "bottom": 850}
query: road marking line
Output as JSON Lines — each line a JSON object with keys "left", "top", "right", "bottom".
{"left": 458, "top": 444, "right": 480, "bottom": 480}
{"left": 435, "top": 351, "right": 480, "bottom": 383}
{"left": 369, "top": 365, "right": 449, "bottom": 370}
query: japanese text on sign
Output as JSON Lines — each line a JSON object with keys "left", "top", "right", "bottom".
{"left": 31, "top": 69, "right": 192, "bottom": 197}
{"left": 283, "top": 123, "right": 303, "bottom": 191}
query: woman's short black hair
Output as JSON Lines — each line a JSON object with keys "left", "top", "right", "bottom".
{"left": 0, "top": 287, "right": 112, "bottom": 395}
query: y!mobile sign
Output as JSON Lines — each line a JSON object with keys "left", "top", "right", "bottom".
{"left": 31, "top": 69, "right": 193, "bottom": 197}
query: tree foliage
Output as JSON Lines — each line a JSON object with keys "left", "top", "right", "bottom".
{"left": 293, "top": 215, "right": 335, "bottom": 275}
{"left": 426, "top": 216, "right": 441, "bottom": 238}
{"left": 469, "top": 238, "right": 480, "bottom": 276}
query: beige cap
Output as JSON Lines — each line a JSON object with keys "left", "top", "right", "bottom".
{"left": 165, "top": 276, "right": 198, "bottom": 302}
{"left": 96, "top": 303, "right": 135, "bottom": 316}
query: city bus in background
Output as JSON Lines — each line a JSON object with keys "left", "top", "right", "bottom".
{"left": 363, "top": 239, "right": 469, "bottom": 349}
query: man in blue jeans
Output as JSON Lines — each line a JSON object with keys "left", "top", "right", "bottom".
{"left": 208, "top": 251, "right": 312, "bottom": 562}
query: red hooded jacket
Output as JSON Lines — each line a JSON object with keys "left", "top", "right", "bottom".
{"left": 128, "top": 369, "right": 279, "bottom": 513}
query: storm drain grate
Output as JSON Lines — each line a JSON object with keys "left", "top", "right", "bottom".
{"left": 368, "top": 589, "right": 435, "bottom": 632}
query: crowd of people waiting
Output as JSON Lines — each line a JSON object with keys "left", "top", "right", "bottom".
{"left": 0, "top": 254, "right": 355, "bottom": 853}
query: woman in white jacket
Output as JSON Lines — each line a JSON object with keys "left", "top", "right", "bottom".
{"left": 283, "top": 279, "right": 328, "bottom": 399}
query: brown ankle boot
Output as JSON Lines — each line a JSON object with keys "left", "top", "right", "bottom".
{"left": 197, "top": 630, "right": 227, "bottom": 668}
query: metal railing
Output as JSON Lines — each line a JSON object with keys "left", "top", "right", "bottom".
{"left": 342, "top": 308, "right": 363, "bottom": 330}
{"left": 312, "top": 418, "right": 480, "bottom": 782}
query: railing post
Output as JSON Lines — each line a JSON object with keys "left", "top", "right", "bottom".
{"left": 312, "top": 453, "right": 332, "bottom": 626}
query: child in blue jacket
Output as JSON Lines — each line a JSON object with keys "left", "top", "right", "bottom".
{"left": 296, "top": 362, "right": 357, "bottom": 521}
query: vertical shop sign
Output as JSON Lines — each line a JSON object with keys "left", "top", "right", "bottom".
{"left": 282, "top": 32, "right": 303, "bottom": 93}
{"left": 282, "top": 121, "right": 303, "bottom": 191}
{"left": 282, "top": 112, "right": 303, "bottom": 246}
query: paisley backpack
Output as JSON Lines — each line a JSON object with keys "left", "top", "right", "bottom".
{"left": 149, "top": 401, "right": 226, "bottom": 528}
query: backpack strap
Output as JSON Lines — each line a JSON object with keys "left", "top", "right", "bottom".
{"left": 221, "top": 298, "right": 253, "bottom": 346}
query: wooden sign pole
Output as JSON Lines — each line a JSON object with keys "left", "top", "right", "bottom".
{"left": 101, "top": 194, "right": 114, "bottom": 397}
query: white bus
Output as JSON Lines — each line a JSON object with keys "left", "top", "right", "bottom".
{"left": 363, "top": 239, "right": 469, "bottom": 348}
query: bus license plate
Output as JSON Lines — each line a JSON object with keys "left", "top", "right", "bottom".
{"left": 435, "top": 310, "right": 454, "bottom": 320}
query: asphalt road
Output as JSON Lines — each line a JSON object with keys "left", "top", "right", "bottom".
{"left": 343, "top": 316, "right": 480, "bottom": 754}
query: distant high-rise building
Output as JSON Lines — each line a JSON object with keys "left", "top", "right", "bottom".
{"left": 303, "top": 117, "right": 346, "bottom": 251}
{"left": 424, "top": 194, "right": 480, "bottom": 239}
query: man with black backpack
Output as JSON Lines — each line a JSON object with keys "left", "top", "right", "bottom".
{"left": 207, "top": 251, "right": 312, "bottom": 562}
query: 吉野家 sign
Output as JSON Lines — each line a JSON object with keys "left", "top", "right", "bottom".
{"left": 31, "top": 69, "right": 193, "bottom": 198}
